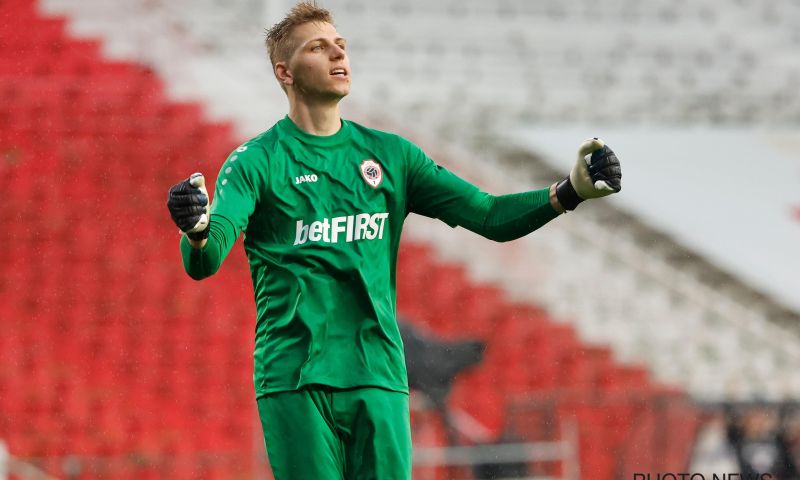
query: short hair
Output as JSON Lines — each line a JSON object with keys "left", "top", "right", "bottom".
{"left": 265, "top": 2, "right": 334, "bottom": 66}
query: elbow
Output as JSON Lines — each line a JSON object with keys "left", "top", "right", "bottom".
{"left": 479, "top": 228, "right": 518, "bottom": 243}
{"left": 479, "top": 216, "right": 554, "bottom": 242}
{"left": 181, "top": 236, "right": 223, "bottom": 280}
{"left": 185, "top": 264, "right": 219, "bottom": 281}
{"left": 186, "top": 270, "right": 210, "bottom": 281}
{"left": 465, "top": 221, "right": 520, "bottom": 242}
{"left": 486, "top": 233, "right": 517, "bottom": 243}
{"left": 182, "top": 255, "right": 221, "bottom": 281}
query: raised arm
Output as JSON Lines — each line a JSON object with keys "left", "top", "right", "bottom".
{"left": 166, "top": 146, "right": 260, "bottom": 279}
{"left": 405, "top": 137, "right": 621, "bottom": 242}
{"left": 453, "top": 187, "right": 561, "bottom": 242}
{"left": 178, "top": 206, "right": 242, "bottom": 280}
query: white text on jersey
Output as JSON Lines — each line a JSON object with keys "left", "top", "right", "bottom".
{"left": 295, "top": 174, "right": 318, "bottom": 184}
{"left": 294, "top": 213, "right": 389, "bottom": 245}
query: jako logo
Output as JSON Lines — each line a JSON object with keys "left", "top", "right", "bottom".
{"left": 294, "top": 212, "right": 389, "bottom": 245}
{"left": 295, "top": 174, "right": 318, "bottom": 184}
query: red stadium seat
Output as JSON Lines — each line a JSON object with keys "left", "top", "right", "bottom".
{"left": 0, "top": 2, "right": 257, "bottom": 477}
{"left": 0, "top": 2, "right": 698, "bottom": 479}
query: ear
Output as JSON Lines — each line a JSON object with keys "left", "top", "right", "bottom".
{"left": 275, "top": 62, "right": 294, "bottom": 87}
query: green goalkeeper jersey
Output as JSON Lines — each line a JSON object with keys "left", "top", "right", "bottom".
{"left": 181, "top": 116, "right": 559, "bottom": 397}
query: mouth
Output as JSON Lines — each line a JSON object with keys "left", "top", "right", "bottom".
{"left": 330, "top": 67, "right": 349, "bottom": 78}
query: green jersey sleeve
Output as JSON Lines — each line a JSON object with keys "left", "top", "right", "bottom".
{"left": 404, "top": 138, "right": 560, "bottom": 242}
{"left": 180, "top": 144, "right": 264, "bottom": 279}
{"left": 404, "top": 138, "right": 487, "bottom": 227}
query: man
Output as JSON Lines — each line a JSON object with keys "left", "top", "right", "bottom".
{"left": 725, "top": 404, "right": 800, "bottom": 479}
{"left": 166, "top": 3, "right": 621, "bottom": 479}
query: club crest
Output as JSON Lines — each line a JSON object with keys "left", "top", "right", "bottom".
{"left": 360, "top": 159, "right": 383, "bottom": 188}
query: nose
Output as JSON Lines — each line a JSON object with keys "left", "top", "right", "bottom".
{"left": 330, "top": 44, "right": 345, "bottom": 60}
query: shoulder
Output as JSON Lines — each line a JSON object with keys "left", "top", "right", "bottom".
{"left": 221, "top": 125, "right": 285, "bottom": 172}
{"left": 347, "top": 122, "right": 431, "bottom": 176}
{"left": 346, "top": 120, "right": 416, "bottom": 152}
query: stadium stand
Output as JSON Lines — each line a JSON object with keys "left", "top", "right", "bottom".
{"left": 1, "top": 0, "right": 258, "bottom": 477}
{"left": 5, "top": 0, "right": 799, "bottom": 478}
{"left": 40, "top": 0, "right": 800, "bottom": 137}
{"left": 37, "top": 0, "right": 800, "bottom": 403}
{"left": 2, "top": 2, "right": 702, "bottom": 477}
{"left": 396, "top": 244, "right": 701, "bottom": 479}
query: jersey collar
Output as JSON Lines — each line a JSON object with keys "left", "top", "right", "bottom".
{"left": 279, "top": 115, "right": 352, "bottom": 147}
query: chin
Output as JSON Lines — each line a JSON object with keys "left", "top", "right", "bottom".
{"left": 324, "top": 86, "right": 350, "bottom": 101}
{"left": 329, "top": 81, "right": 350, "bottom": 96}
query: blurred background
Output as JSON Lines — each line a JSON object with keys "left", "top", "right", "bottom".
{"left": 2, "top": 0, "right": 800, "bottom": 478}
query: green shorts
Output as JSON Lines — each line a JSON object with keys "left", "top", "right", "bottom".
{"left": 257, "top": 386, "right": 411, "bottom": 480}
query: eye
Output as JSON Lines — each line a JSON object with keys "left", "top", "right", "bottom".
{"left": 311, "top": 44, "right": 323, "bottom": 51}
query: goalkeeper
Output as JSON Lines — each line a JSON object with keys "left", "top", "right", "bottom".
{"left": 166, "top": 3, "right": 621, "bottom": 480}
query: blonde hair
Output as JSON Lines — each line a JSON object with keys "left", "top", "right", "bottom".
{"left": 265, "top": 2, "right": 335, "bottom": 66}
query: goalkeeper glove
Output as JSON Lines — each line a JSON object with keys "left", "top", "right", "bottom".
{"left": 167, "top": 172, "right": 210, "bottom": 240}
{"left": 555, "top": 138, "right": 622, "bottom": 211}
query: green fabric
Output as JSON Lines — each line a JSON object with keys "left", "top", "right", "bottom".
{"left": 460, "top": 189, "right": 559, "bottom": 242}
{"left": 257, "top": 386, "right": 411, "bottom": 480}
{"left": 180, "top": 115, "right": 560, "bottom": 396}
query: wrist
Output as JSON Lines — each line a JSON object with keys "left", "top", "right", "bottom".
{"left": 186, "top": 222, "right": 210, "bottom": 242}
{"left": 549, "top": 183, "right": 566, "bottom": 214}
{"left": 555, "top": 176, "right": 584, "bottom": 211}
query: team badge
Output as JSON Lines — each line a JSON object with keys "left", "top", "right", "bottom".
{"left": 360, "top": 159, "right": 383, "bottom": 188}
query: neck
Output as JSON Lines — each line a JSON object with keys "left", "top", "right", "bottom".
{"left": 288, "top": 96, "right": 342, "bottom": 136}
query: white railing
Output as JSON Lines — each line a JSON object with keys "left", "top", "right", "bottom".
{"left": 410, "top": 396, "right": 580, "bottom": 480}
{"left": 413, "top": 433, "right": 580, "bottom": 480}
{"left": 0, "top": 441, "right": 58, "bottom": 480}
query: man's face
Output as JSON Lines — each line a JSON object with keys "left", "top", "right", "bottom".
{"left": 282, "top": 21, "right": 350, "bottom": 101}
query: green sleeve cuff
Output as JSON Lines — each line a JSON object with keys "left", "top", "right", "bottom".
{"left": 179, "top": 215, "right": 239, "bottom": 280}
